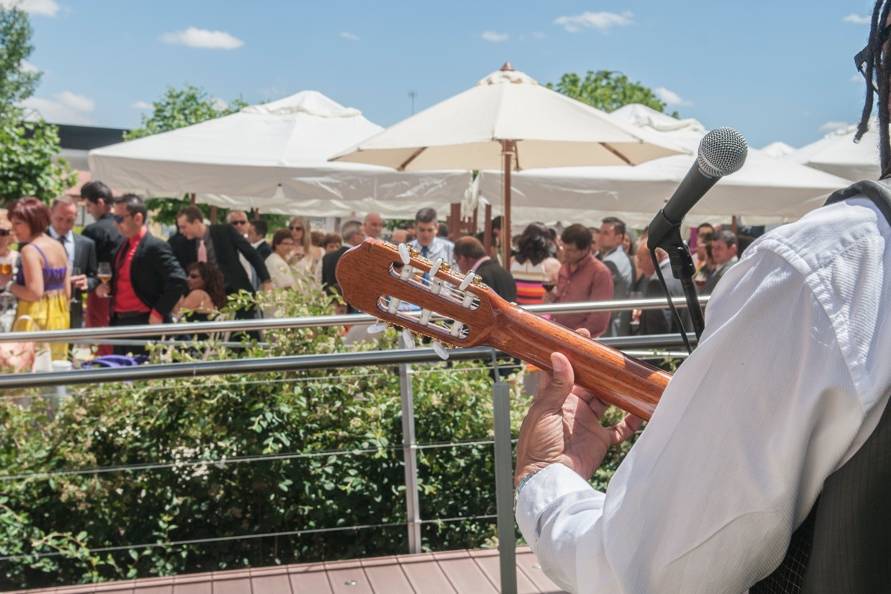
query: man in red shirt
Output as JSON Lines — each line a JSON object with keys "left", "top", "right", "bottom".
{"left": 544, "top": 224, "right": 613, "bottom": 337}
{"left": 95, "top": 195, "right": 187, "bottom": 356}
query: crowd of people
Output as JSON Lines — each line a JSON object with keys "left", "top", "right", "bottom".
{"left": 0, "top": 178, "right": 749, "bottom": 370}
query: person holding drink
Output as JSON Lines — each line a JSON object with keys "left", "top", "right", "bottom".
{"left": 0, "top": 198, "right": 71, "bottom": 361}
{"left": 47, "top": 197, "right": 98, "bottom": 329}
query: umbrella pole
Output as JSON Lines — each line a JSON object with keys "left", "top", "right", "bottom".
{"left": 501, "top": 140, "right": 515, "bottom": 267}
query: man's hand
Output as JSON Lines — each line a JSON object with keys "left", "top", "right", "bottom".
{"left": 260, "top": 281, "right": 273, "bottom": 292}
{"left": 95, "top": 283, "right": 110, "bottom": 298}
{"left": 71, "top": 274, "right": 88, "bottom": 291}
{"left": 515, "top": 330, "right": 643, "bottom": 487}
{"left": 148, "top": 311, "right": 163, "bottom": 325}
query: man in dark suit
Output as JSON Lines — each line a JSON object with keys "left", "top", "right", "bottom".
{"left": 95, "top": 194, "right": 187, "bottom": 356}
{"left": 173, "top": 206, "right": 271, "bottom": 295}
{"left": 48, "top": 197, "right": 98, "bottom": 329}
{"left": 453, "top": 236, "right": 517, "bottom": 302}
{"left": 247, "top": 219, "right": 272, "bottom": 260}
{"left": 321, "top": 220, "right": 364, "bottom": 313}
{"left": 80, "top": 180, "right": 122, "bottom": 353}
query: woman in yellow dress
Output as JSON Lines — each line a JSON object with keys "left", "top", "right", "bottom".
{"left": 0, "top": 197, "right": 70, "bottom": 361}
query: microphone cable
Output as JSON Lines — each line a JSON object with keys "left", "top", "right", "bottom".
{"left": 650, "top": 249, "right": 693, "bottom": 355}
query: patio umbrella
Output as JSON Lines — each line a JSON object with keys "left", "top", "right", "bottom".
{"left": 331, "top": 63, "right": 684, "bottom": 264}
{"left": 477, "top": 104, "right": 850, "bottom": 225}
{"left": 88, "top": 91, "right": 470, "bottom": 212}
{"left": 791, "top": 122, "right": 880, "bottom": 181}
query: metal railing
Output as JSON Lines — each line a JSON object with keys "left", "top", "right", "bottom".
{"left": 0, "top": 298, "right": 693, "bottom": 593}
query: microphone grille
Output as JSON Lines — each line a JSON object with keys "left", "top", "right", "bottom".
{"left": 697, "top": 127, "right": 748, "bottom": 178}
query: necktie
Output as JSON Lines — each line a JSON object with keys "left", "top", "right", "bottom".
{"left": 421, "top": 245, "right": 430, "bottom": 281}
{"left": 197, "top": 239, "right": 208, "bottom": 263}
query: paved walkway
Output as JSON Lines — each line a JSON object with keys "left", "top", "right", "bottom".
{"left": 20, "top": 547, "right": 565, "bottom": 593}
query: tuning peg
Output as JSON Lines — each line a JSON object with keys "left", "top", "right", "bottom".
{"left": 398, "top": 243, "right": 411, "bottom": 265}
{"left": 432, "top": 340, "right": 450, "bottom": 361}
{"left": 458, "top": 272, "right": 473, "bottom": 291}
{"left": 449, "top": 321, "right": 465, "bottom": 338}
{"left": 429, "top": 258, "right": 443, "bottom": 277}
{"left": 367, "top": 320, "right": 388, "bottom": 334}
{"left": 388, "top": 297, "right": 401, "bottom": 314}
{"left": 419, "top": 309, "right": 432, "bottom": 326}
{"left": 401, "top": 328, "right": 416, "bottom": 349}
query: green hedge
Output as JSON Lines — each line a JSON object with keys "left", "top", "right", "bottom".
{"left": 0, "top": 282, "right": 646, "bottom": 589}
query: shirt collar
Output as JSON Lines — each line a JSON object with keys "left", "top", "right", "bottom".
{"left": 128, "top": 226, "right": 148, "bottom": 246}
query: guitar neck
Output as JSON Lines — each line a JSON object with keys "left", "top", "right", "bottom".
{"left": 486, "top": 303, "right": 669, "bottom": 420}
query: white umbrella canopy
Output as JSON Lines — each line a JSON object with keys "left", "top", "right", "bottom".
{"left": 791, "top": 122, "right": 880, "bottom": 181}
{"left": 478, "top": 104, "right": 850, "bottom": 224}
{"left": 332, "top": 64, "right": 685, "bottom": 262}
{"left": 761, "top": 141, "right": 797, "bottom": 158}
{"left": 88, "top": 91, "right": 470, "bottom": 210}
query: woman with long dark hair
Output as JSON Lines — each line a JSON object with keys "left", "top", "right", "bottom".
{"left": 175, "top": 262, "right": 226, "bottom": 322}
{"left": 509, "top": 223, "right": 561, "bottom": 305}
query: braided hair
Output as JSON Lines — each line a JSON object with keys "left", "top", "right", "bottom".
{"left": 855, "top": 0, "right": 891, "bottom": 178}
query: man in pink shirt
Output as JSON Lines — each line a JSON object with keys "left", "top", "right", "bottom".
{"left": 544, "top": 224, "right": 613, "bottom": 337}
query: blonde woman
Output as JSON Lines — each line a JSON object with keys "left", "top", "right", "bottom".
{"left": 288, "top": 216, "right": 322, "bottom": 280}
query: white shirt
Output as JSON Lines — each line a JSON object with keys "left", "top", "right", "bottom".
{"left": 409, "top": 236, "right": 454, "bottom": 266}
{"left": 48, "top": 227, "right": 75, "bottom": 267}
{"left": 516, "top": 197, "right": 891, "bottom": 594}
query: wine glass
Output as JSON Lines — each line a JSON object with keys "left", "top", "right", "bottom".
{"left": 71, "top": 266, "right": 81, "bottom": 304}
{"left": 97, "top": 262, "right": 112, "bottom": 297}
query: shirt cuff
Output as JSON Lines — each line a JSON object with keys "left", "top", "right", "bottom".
{"left": 516, "top": 462, "right": 598, "bottom": 548}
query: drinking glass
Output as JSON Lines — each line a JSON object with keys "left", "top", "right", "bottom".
{"left": 97, "top": 262, "right": 112, "bottom": 297}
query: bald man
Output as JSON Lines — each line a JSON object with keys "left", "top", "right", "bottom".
{"left": 363, "top": 212, "right": 384, "bottom": 240}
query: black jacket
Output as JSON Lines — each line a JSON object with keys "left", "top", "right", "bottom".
{"left": 82, "top": 213, "right": 123, "bottom": 264}
{"left": 475, "top": 259, "right": 517, "bottom": 302}
{"left": 254, "top": 240, "right": 272, "bottom": 261}
{"left": 71, "top": 233, "right": 98, "bottom": 328}
{"left": 112, "top": 231, "right": 187, "bottom": 319}
{"left": 170, "top": 225, "right": 270, "bottom": 294}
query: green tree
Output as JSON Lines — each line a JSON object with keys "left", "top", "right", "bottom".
{"left": 548, "top": 70, "right": 677, "bottom": 116}
{"left": 0, "top": 6, "right": 75, "bottom": 206}
{"left": 0, "top": 5, "right": 40, "bottom": 117}
{"left": 0, "top": 119, "right": 77, "bottom": 204}
{"left": 123, "top": 85, "right": 248, "bottom": 223}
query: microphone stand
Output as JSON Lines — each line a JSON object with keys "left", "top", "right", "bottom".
{"left": 650, "top": 217, "right": 706, "bottom": 340}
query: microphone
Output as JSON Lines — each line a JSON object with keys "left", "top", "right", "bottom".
{"left": 647, "top": 127, "right": 748, "bottom": 250}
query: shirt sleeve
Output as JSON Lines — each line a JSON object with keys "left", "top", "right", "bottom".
{"left": 581, "top": 263, "right": 613, "bottom": 337}
{"left": 516, "top": 249, "right": 866, "bottom": 594}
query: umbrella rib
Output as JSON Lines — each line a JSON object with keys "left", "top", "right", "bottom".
{"left": 397, "top": 147, "right": 426, "bottom": 171}
{"left": 601, "top": 142, "right": 634, "bottom": 166}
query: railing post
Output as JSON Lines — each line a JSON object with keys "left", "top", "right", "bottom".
{"left": 493, "top": 378, "right": 517, "bottom": 594}
{"left": 399, "top": 334, "right": 422, "bottom": 554}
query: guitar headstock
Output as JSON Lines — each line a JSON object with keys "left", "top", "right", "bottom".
{"left": 335, "top": 238, "right": 500, "bottom": 349}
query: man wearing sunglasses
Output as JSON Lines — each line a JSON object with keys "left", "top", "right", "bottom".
{"left": 514, "top": 12, "right": 891, "bottom": 593}
{"left": 95, "top": 195, "right": 186, "bottom": 356}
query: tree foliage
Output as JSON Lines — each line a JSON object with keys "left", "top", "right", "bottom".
{"left": 548, "top": 70, "right": 677, "bottom": 116}
{"left": 123, "top": 85, "right": 248, "bottom": 223}
{"left": 0, "top": 6, "right": 40, "bottom": 117}
{"left": 0, "top": 5, "right": 74, "bottom": 206}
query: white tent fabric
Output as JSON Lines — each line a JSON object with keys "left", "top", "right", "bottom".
{"left": 790, "top": 122, "right": 880, "bottom": 181}
{"left": 88, "top": 91, "right": 470, "bottom": 212}
{"left": 332, "top": 68, "right": 684, "bottom": 171}
{"left": 477, "top": 104, "right": 850, "bottom": 224}
{"left": 761, "top": 141, "right": 797, "bottom": 158}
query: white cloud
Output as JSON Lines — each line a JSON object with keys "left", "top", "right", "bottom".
{"left": 339, "top": 31, "right": 360, "bottom": 41}
{"left": 160, "top": 27, "right": 244, "bottom": 50}
{"left": 655, "top": 86, "right": 691, "bottom": 107}
{"left": 481, "top": 30, "right": 509, "bottom": 43}
{"left": 131, "top": 100, "right": 153, "bottom": 110}
{"left": 554, "top": 11, "right": 634, "bottom": 33}
{"left": 21, "top": 90, "right": 95, "bottom": 124}
{"left": 20, "top": 60, "right": 39, "bottom": 73}
{"left": 0, "top": 0, "right": 60, "bottom": 17}
{"left": 843, "top": 14, "right": 871, "bottom": 25}
{"left": 851, "top": 73, "right": 864, "bottom": 83}
{"left": 819, "top": 121, "right": 851, "bottom": 133}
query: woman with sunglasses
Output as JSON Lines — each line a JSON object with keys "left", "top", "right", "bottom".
{"left": 175, "top": 262, "right": 226, "bottom": 323}
{"left": 0, "top": 198, "right": 71, "bottom": 361}
{"left": 288, "top": 216, "right": 322, "bottom": 281}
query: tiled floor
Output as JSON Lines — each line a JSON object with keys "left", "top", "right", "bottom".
{"left": 18, "top": 547, "right": 566, "bottom": 594}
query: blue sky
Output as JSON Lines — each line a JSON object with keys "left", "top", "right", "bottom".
{"left": 14, "top": 0, "right": 878, "bottom": 149}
